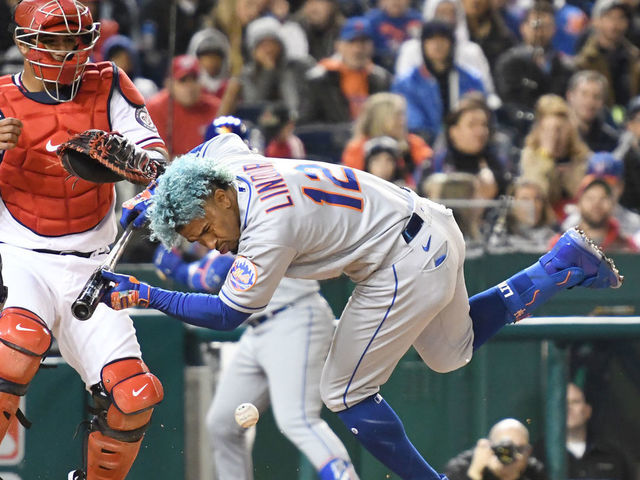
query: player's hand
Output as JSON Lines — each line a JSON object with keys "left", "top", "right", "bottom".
{"left": 189, "top": 251, "right": 235, "bottom": 293}
{"left": 153, "top": 245, "right": 184, "bottom": 281}
{"left": 100, "top": 270, "right": 151, "bottom": 310}
{"left": 0, "top": 118, "right": 23, "bottom": 151}
{"left": 120, "top": 182, "right": 156, "bottom": 229}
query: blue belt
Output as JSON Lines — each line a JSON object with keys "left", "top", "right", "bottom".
{"left": 246, "top": 303, "right": 293, "bottom": 327}
{"left": 401, "top": 212, "right": 424, "bottom": 244}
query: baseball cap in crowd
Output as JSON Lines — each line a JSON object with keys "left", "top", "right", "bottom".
{"left": 364, "top": 136, "right": 401, "bottom": 160}
{"left": 590, "top": 0, "right": 630, "bottom": 18}
{"left": 587, "top": 151, "right": 623, "bottom": 179}
{"left": 340, "top": 16, "right": 373, "bottom": 41}
{"left": 246, "top": 16, "right": 284, "bottom": 51}
{"left": 171, "top": 55, "right": 200, "bottom": 80}
{"left": 421, "top": 19, "right": 455, "bottom": 43}
{"left": 626, "top": 95, "right": 640, "bottom": 122}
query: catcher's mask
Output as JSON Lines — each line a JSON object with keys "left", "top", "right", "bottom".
{"left": 14, "top": 0, "right": 100, "bottom": 102}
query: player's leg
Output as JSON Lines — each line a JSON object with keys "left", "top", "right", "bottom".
{"left": 54, "top": 255, "right": 162, "bottom": 480}
{"left": 261, "top": 298, "right": 358, "bottom": 480}
{"left": 0, "top": 245, "right": 54, "bottom": 444}
{"left": 205, "top": 331, "right": 270, "bottom": 480}
{"left": 468, "top": 227, "right": 623, "bottom": 350}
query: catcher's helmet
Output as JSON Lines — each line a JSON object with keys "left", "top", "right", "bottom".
{"left": 204, "top": 116, "right": 249, "bottom": 143}
{"left": 14, "top": 0, "right": 100, "bottom": 102}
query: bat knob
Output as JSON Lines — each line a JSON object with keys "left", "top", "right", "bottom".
{"left": 72, "top": 301, "right": 92, "bottom": 321}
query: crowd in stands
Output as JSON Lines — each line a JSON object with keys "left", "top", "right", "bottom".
{"left": 2, "top": 0, "right": 640, "bottom": 254}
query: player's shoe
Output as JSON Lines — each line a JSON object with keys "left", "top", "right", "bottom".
{"left": 67, "top": 469, "right": 86, "bottom": 480}
{"left": 539, "top": 227, "right": 623, "bottom": 289}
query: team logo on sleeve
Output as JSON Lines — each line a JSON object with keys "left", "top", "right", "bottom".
{"left": 135, "top": 107, "right": 158, "bottom": 132}
{"left": 228, "top": 256, "right": 258, "bottom": 291}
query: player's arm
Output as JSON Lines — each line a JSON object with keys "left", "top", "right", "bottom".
{"left": 153, "top": 245, "right": 234, "bottom": 293}
{"left": 100, "top": 270, "right": 250, "bottom": 331}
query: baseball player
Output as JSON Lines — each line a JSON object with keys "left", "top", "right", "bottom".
{"left": 105, "top": 133, "right": 622, "bottom": 480}
{"left": 0, "top": 2, "right": 167, "bottom": 479}
{"left": 153, "top": 117, "right": 359, "bottom": 479}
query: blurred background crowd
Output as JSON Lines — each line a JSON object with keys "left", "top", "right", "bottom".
{"left": 2, "top": 0, "right": 640, "bottom": 258}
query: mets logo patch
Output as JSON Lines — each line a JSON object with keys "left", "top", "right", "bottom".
{"left": 228, "top": 256, "right": 258, "bottom": 292}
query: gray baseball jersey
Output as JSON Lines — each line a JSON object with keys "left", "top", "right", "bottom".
{"left": 193, "top": 134, "right": 474, "bottom": 411}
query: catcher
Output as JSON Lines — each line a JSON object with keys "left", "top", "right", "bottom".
{"left": 0, "top": 1, "right": 167, "bottom": 479}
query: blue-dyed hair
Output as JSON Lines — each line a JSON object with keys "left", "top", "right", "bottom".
{"left": 148, "top": 153, "right": 235, "bottom": 246}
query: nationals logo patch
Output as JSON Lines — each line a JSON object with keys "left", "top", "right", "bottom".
{"left": 135, "top": 107, "right": 158, "bottom": 132}
{"left": 228, "top": 256, "right": 258, "bottom": 292}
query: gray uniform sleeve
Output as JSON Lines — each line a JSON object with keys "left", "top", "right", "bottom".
{"left": 218, "top": 243, "right": 297, "bottom": 314}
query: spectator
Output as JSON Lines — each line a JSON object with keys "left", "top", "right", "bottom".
{"left": 487, "top": 178, "right": 558, "bottom": 253}
{"left": 209, "top": 0, "right": 269, "bottom": 77}
{"left": 566, "top": 70, "right": 620, "bottom": 153}
{"left": 364, "top": 0, "right": 423, "bottom": 72}
{"left": 396, "top": 0, "right": 498, "bottom": 108}
{"left": 494, "top": 2, "right": 575, "bottom": 144}
{"left": 534, "top": 383, "right": 634, "bottom": 480}
{"left": 187, "top": 28, "right": 232, "bottom": 99}
{"left": 292, "top": 0, "right": 344, "bottom": 61}
{"left": 616, "top": 95, "right": 640, "bottom": 213}
{"left": 562, "top": 151, "right": 640, "bottom": 239}
{"left": 146, "top": 55, "right": 221, "bottom": 156}
{"left": 421, "top": 171, "right": 485, "bottom": 244}
{"left": 551, "top": 0, "right": 589, "bottom": 57}
{"left": 574, "top": 0, "right": 640, "bottom": 108}
{"left": 298, "top": 16, "right": 391, "bottom": 124}
{"left": 102, "top": 34, "right": 158, "bottom": 100}
{"left": 342, "top": 92, "right": 432, "bottom": 189}
{"left": 217, "top": 16, "right": 313, "bottom": 118}
{"left": 552, "top": 176, "right": 638, "bottom": 252}
{"left": 519, "top": 94, "right": 591, "bottom": 220}
{"left": 421, "top": 94, "right": 510, "bottom": 199}
{"left": 262, "top": 0, "right": 311, "bottom": 61}
{"left": 444, "top": 418, "right": 547, "bottom": 480}
{"left": 392, "top": 20, "right": 485, "bottom": 144}
{"left": 259, "top": 102, "right": 306, "bottom": 159}
{"left": 363, "top": 135, "right": 407, "bottom": 187}
{"left": 460, "top": 0, "right": 517, "bottom": 77}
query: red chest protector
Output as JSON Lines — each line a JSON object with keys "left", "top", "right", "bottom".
{"left": 0, "top": 63, "right": 117, "bottom": 237}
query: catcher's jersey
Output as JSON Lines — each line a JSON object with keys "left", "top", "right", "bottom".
{"left": 0, "top": 67, "right": 164, "bottom": 252}
{"left": 193, "top": 134, "right": 415, "bottom": 314}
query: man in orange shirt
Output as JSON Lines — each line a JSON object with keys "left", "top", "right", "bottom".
{"left": 146, "top": 55, "right": 221, "bottom": 156}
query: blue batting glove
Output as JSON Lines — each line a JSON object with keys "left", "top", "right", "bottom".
{"left": 153, "top": 245, "right": 186, "bottom": 281}
{"left": 101, "top": 270, "right": 151, "bottom": 310}
{"left": 189, "top": 251, "right": 235, "bottom": 293}
{"left": 120, "top": 182, "right": 156, "bottom": 229}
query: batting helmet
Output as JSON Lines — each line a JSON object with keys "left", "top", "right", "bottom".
{"left": 204, "top": 116, "right": 249, "bottom": 143}
{"left": 13, "top": 0, "right": 100, "bottom": 102}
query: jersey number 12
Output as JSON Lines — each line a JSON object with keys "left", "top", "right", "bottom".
{"left": 295, "top": 164, "right": 363, "bottom": 211}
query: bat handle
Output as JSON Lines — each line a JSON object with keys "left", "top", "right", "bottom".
{"left": 71, "top": 269, "right": 110, "bottom": 321}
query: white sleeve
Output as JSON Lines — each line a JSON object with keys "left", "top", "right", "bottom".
{"left": 109, "top": 88, "right": 165, "bottom": 149}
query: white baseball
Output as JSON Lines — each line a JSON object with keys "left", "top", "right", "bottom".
{"left": 234, "top": 403, "right": 259, "bottom": 428}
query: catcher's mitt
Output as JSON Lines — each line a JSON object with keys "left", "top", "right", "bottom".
{"left": 57, "top": 130, "right": 165, "bottom": 185}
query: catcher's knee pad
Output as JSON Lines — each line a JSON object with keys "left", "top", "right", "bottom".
{"left": 93, "top": 357, "right": 163, "bottom": 441}
{"left": 85, "top": 358, "right": 163, "bottom": 480}
{"left": 0, "top": 308, "right": 52, "bottom": 396}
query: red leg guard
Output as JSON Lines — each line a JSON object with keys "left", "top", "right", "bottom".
{"left": 0, "top": 392, "right": 20, "bottom": 441}
{"left": 87, "top": 431, "right": 142, "bottom": 480}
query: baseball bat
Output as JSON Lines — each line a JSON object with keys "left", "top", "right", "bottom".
{"left": 72, "top": 223, "right": 135, "bottom": 320}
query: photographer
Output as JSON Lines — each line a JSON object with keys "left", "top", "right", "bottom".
{"left": 444, "top": 418, "right": 547, "bottom": 480}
